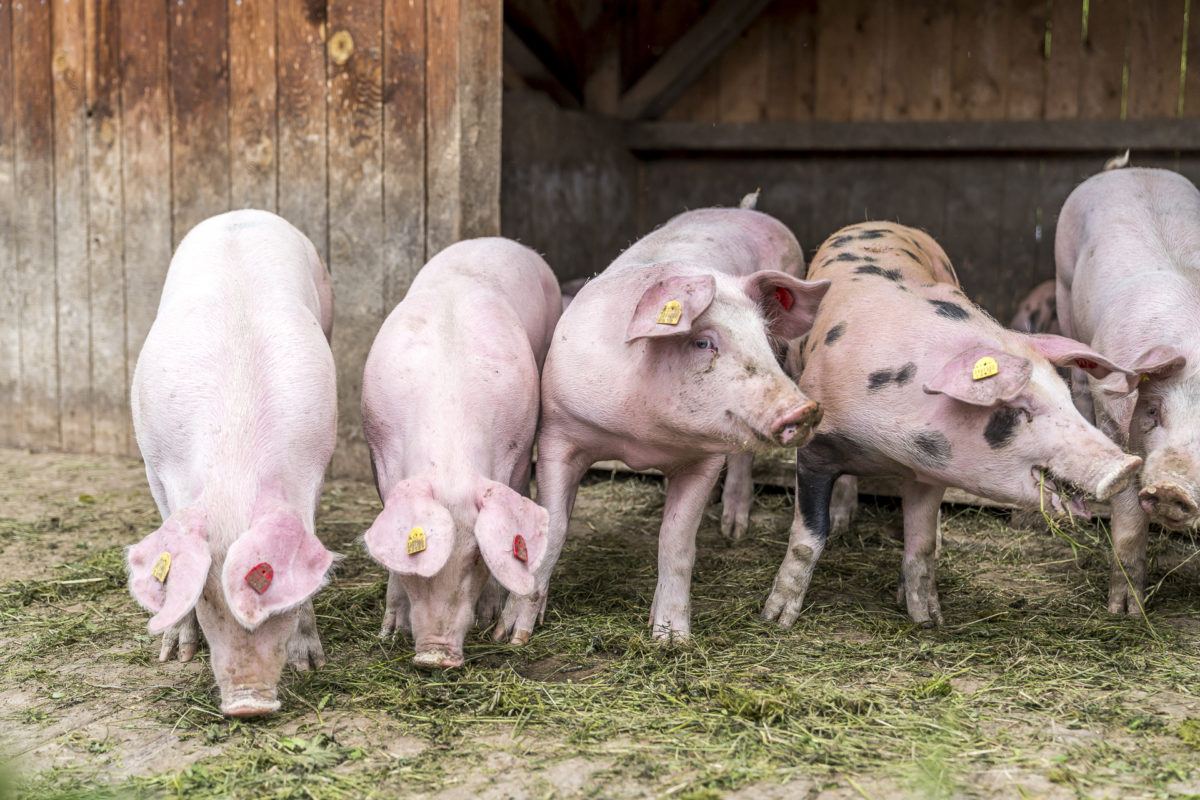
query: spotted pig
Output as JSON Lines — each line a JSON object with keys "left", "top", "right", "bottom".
{"left": 763, "top": 222, "right": 1142, "bottom": 628}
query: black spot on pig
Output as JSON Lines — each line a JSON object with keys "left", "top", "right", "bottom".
{"left": 899, "top": 249, "right": 922, "bottom": 264}
{"left": 796, "top": 471, "right": 838, "bottom": 545}
{"left": 856, "top": 265, "right": 903, "bottom": 281}
{"left": 929, "top": 300, "right": 970, "bottom": 320}
{"left": 910, "top": 431, "right": 952, "bottom": 468}
{"left": 1027, "top": 308, "right": 1042, "bottom": 330}
{"left": 984, "top": 407, "right": 1022, "bottom": 449}
{"left": 797, "top": 431, "right": 862, "bottom": 474}
{"left": 824, "top": 322, "right": 847, "bottom": 345}
{"left": 832, "top": 252, "right": 860, "bottom": 263}
{"left": 857, "top": 228, "right": 888, "bottom": 239}
{"left": 867, "top": 362, "right": 917, "bottom": 391}
{"left": 829, "top": 234, "right": 856, "bottom": 248}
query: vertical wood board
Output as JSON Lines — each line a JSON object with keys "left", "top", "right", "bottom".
{"left": 0, "top": 0, "right": 17, "bottom": 446}
{"left": 1078, "top": 0, "right": 1129, "bottom": 119}
{"left": 229, "top": 0, "right": 279, "bottom": 211}
{"left": 881, "top": 0, "right": 954, "bottom": 121}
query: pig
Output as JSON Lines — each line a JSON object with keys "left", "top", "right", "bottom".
{"left": 1055, "top": 165, "right": 1200, "bottom": 615}
{"left": 492, "top": 205, "right": 830, "bottom": 645}
{"left": 1010, "top": 280, "right": 1061, "bottom": 335}
{"left": 762, "top": 222, "right": 1143, "bottom": 628}
{"left": 360, "top": 238, "right": 560, "bottom": 668}
{"left": 127, "top": 210, "right": 338, "bottom": 716}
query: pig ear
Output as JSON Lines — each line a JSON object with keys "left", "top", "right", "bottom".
{"left": 625, "top": 273, "right": 716, "bottom": 342}
{"left": 222, "top": 508, "right": 336, "bottom": 631}
{"left": 362, "top": 477, "right": 455, "bottom": 579}
{"left": 744, "top": 271, "right": 831, "bottom": 340}
{"left": 474, "top": 480, "right": 548, "bottom": 597}
{"left": 1094, "top": 345, "right": 1188, "bottom": 444}
{"left": 1024, "top": 333, "right": 1135, "bottom": 387}
{"left": 922, "top": 347, "right": 1033, "bottom": 406}
{"left": 128, "top": 509, "right": 211, "bottom": 634}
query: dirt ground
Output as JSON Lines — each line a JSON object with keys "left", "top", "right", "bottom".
{"left": 2, "top": 446, "right": 1199, "bottom": 800}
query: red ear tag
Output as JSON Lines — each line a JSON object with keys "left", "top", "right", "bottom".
{"left": 775, "top": 286, "right": 795, "bottom": 311}
{"left": 512, "top": 534, "right": 528, "bottom": 563}
{"left": 1075, "top": 358, "right": 1097, "bottom": 370}
{"left": 245, "top": 562, "right": 273, "bottom": 594}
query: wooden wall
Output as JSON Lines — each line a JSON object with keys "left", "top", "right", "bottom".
{"left": 0, "top": 0, "right": 501, "bottom": 479}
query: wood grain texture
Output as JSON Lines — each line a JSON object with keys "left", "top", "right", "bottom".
{"left": 881, "top": 0, "right": 954, "bottom": 121}
{"left": 1078, "top": 0, "right": 1129, "bottom": 119}
{"left": 85, "top": 0, "right": 128, "bottom": 456}
{"left": 13, "top": 0, "right": 59, "bottom": 448}
{"left": 276, "top": 0, "right": 327, "bottom": 264}
{"left": 169, "top": 0, "right": 230, "bottom": 246}
{"left": 457, "top": 0, "right": 501, "bottom": 238}
{"left": 1044, "top": 0, "right": 1083, "bottom": 119}
{"left": 121, "top": 0, "right": 171, "bottom": 457}
{"left": 950, "top": 1, "right": 1011, "bottom": 121}
{"left": 229, "top": 0, "right": 278, "bottom": 211}
{"left": 0, "top": 0, "right": 17, "bottom": 446}
{"left": 765, "top": 0, "right": 817, "bottom": 122}
{"left": 1005, "top": 0, "right": 1050, "bottom": 120}
{"left": 1125, "top": 0, "right": 1186, "bottom": 120}
{"left": 814, "top": 0, "right": 885, "bottom": 121}
{"left": 426, "top": 0, "right": 462, "bottom": 256}
{"left": 54, "top": 0, "right": 93, "bottom": 452}
{"left": 327, "top": 0, "right": 384, "bottom": 480}
{"left": 717, "top": 14, "right": 769, "bottom": 122}
{"left": 1185, "top": 0, "right": 1200, "bottom": 117}
{"left": 382, "top": 0, "right": 426, "bottom": 312}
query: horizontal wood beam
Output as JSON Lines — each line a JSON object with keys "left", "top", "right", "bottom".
{"left": 617, "top": 0, "right": 772, "bottom": 120}
{"left": 623, "top": 119, "right": 1200, "bottom": 153}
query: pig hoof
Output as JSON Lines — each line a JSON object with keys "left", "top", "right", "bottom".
{"left": 221, "top": 688, "right": 281, "bottom": 717}
{"left": 413, "top": 648, "right": 465, "bottom": 670}
{"left": 1107, "top": 585, "right": 1146, "bottom": 617}
{"left": 761, "top": 592, "right": 803, "bottom": 629}
{"left": 509, "top": 629, "right": 532, "bottom": 646}
{"left": 720, "top": 511, "right": 748, "bottom": 542}
{"left": 651, "top": 626, "right": 691, "bottom": 645}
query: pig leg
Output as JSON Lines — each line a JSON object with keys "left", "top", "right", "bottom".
{"left": 720, "top": 453, "right": 755, "bottom": 541}
{"left": 829, "top": 475, "right": 859, "bottom": 535}
{"left": 761, "top": 470, "right": 837, "bottom": 629}
{"left": 475, "top": 576, "right": 505, "bottom": 627}
{"left": 1107, "top": 484, "right": 1151, "bottom": 615}
{"left": 493, "top": 442, "right": 587, "bottom": 645}
{"left": 380, "top": 571, "right": 412, "bottom": 638}
{"left": 897, "top": 481, "right": 946, "bottom": 627}
{"left": 158, "top": 612, "right": 201, "bottom": 662}
{"left": 650, "top": 456, "right": 725, "bottom": 642}
{"left": 287, "top": 600, "right": 326, "bottom": 670}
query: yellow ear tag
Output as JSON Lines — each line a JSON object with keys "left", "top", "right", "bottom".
{"left": 152, "top": 551, "right": 171, "bottom": 583}
{"left": 972, "top": 356, "right": 999, "bottom": 381}
{"left": 656, "top": 300, "right": 683, "bottom": 325}
{"left": 406, "top": 526, "right": 427, "bottom": 555}
{"left": 1141, "top": 373, "right": 1151, "bottom": 384}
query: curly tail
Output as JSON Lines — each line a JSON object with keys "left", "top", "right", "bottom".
{"left": 1103, "top": 149, "right": 1131, "bottom": 171}
{"left": 739, "top": 189, "right": 761, "bottom": 210}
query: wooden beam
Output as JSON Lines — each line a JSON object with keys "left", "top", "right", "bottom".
{"left": 623, "top": 119, "right": 1200, "bottom": 153}
{"left": 617, "top": 0, "right": 773, "bottom": 121}
{"left": 503, "top": 23, "right": 580, "bottom": 109}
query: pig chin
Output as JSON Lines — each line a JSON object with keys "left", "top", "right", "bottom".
{"left": 1026, "top": 453, "right": 1142, "bottom": 519}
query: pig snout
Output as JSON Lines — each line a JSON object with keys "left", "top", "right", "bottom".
{"left": 1093, "top": 455, "right": 1143, "bottom": 501}
{"left": 220, "top": 685, "right": 281, "bottom": 717}
{"left": 1139, "top": 482, "right": 1200, "bottom": 528}
{"left": 771, "top": 400, "right": 822, "bottom": 447}
{"left": 413, "top": 643, "right": 466, "bottom": 670}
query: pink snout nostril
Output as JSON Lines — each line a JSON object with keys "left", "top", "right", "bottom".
{"left": 772, "top": 401, "right": 822, "bottom": 446}
{"left": 1139, "top": 483, "right": 1199, "bottom": 527}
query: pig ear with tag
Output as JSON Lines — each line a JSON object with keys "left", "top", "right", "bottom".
{"left": 474, "top": 480, "right": 548, "bottom": 597}
{"left": 128, "top": 508, "right": 211, "bottom": 634}
{"left": 222, "top": 507, "right": 336, "bottom": 631}
{"left": 362, "top": 476, "right": 455, "bottom": 579}
{"left": 625, "top": 272, "right": 716, "bottom": 342}
{"left": 744, "top": 271, "right": 831, "bottom": 340}
{"left": 922, "top": 347, "right": 1033, "bottom": 406}
{"left": 1023, "top": 333, "right": 1136, "bottom": 389}
{"left": 1095, "top": 345, "right": 1188, "bottom": 443}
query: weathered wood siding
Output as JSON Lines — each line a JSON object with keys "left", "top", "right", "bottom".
{"left": 0, "top": 0, "right": 501, "bottom": 480}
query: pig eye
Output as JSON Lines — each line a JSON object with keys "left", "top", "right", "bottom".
{"left": 694, "top": 336, "right": 717, "bottom": 353}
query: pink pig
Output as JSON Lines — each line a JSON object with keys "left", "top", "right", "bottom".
{"left": 1010, "top": 280, "right": 1062, "bottom": 335}
{"left": 493, "top": 205, "right": 830, "bottom": 645}
{"left": 128, "top": 210, "right": 338, "bottom": 716}
{"left": 763, "top": 222, "right": 1142, "bottom": 628}
{"left": 361, "top": 238, "right": 560, "bottom": 668}
{"left": 1056, "top": 165, "right": 1200, "bottom": 615}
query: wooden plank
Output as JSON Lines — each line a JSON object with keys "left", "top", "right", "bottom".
{"left": 276, "top": 0, "right": 327, "bottom": 264}
{"left": 120, "top": 0, "right": 172, "bottom": 457}
{"left": 503, "top": 22, "right": 580, "bottom": 109}
{"left": 1034, "top": 155, "right": 1095, "bottom": 277}
{"left": 53, "top": 0, "right": 93, "bottom": 452}
{"left": 1185, "top": 0, "right": 1200, "bottom": 117}
{"left": 949, "top": 1, "right": 1011, "bottom": 121}
{"left": 813, "top": 0, "right": 885, "bottom": 121}
{"left": 457, "top": 0, "right": 502, "bottom": 239}
{"left": 1125, "top": 0, "right": 1186, "bottom": 120}
{"left": 617, "top": 0, "right": 774, "bottom": 120}
{"left": 382, "top": 0, "right": 426, "bottom": 312}
{"left": 229, "top": 0, "right": 278, "bottom": 211}
{"left": 623, "top": 118, "right": 1200, "bottom": 152}
{"left": 660, "top": 62, "right": 718, "bottom": 123}
{"left": 765, "top": 0, "right": 817, "bottom": 122}
{"left": 0, "top": 0, "right": 17, "bottom": 447}
{"left": 12, "top": 0, "right": 59, "bottom": 449}
{"left": 1005, "top": 0, "right": 1051, "bottom": 120}
{"left": 426, "top": 0, "right": 462, "bottom": 255}
{"left": 716, "top": 14, "right": 769, "bottom": 122}
{"left": 327, "top": 0, "right": 384, "bottom": 480}
{"left": 881, "top": 0, "right": 954, "bottom": 121}
{"left": 1044, "top": 0, "right": 1083, "bottom": 120}
{"left": 168, "top": 0, "right": 230, "bottom": 246}
{"left": 996, "top": 157, "right": 1044, "bottom": 322}
{"left": 941, "top": 158, "right": 1005, "bottom": 307}
{"left": 1078, "top": 0, "right": 1129, "bottom": 119}
{"left": 85, "top": 0, "right": 129, "bottom": 456}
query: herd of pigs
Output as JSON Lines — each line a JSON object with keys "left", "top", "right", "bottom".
{"left": 121, "top": 158, "right": 1199, "bottom": 718}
